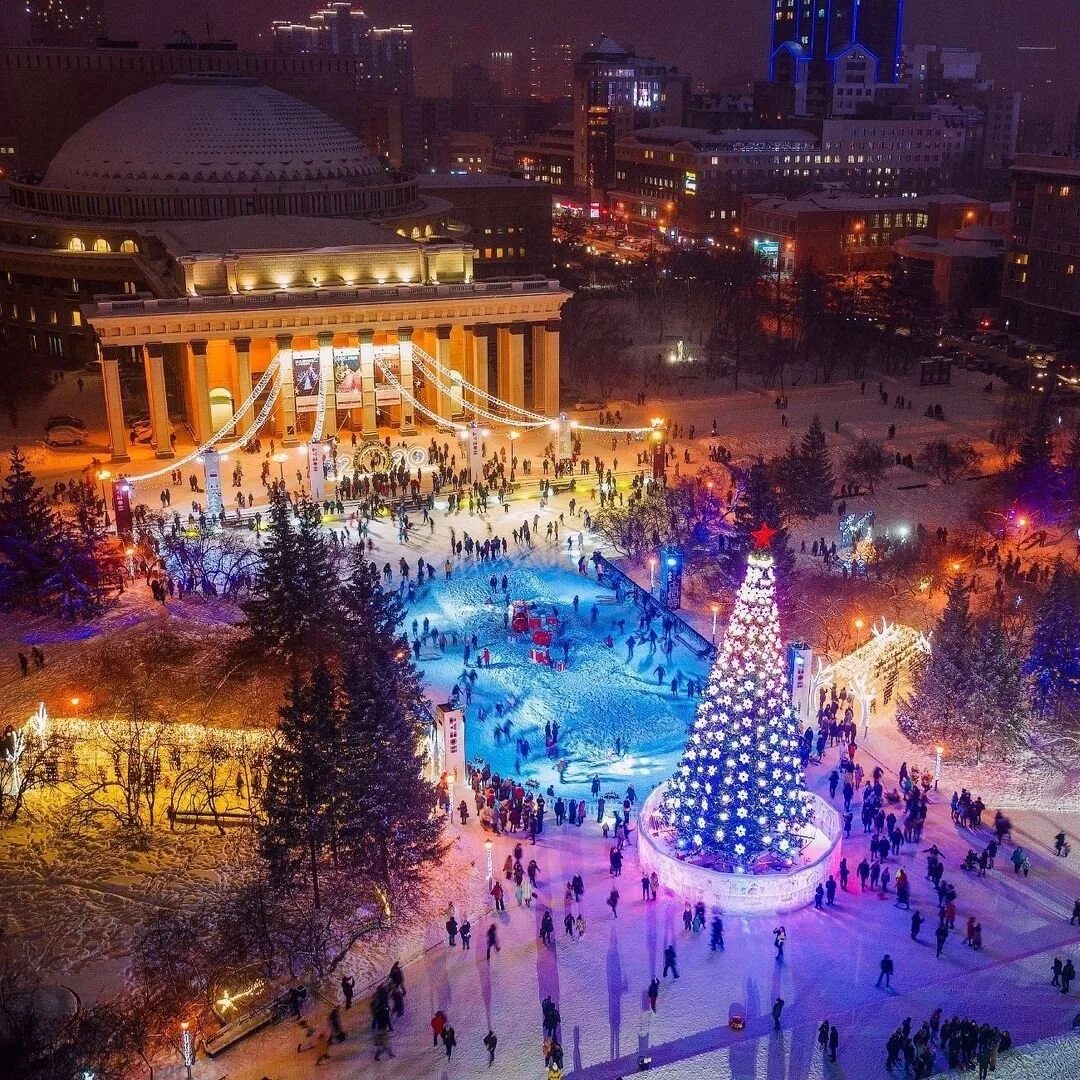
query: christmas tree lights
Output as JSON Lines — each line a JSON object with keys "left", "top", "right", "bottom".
{"left": 663, "top": 541, "right": 811, "bottom": 870}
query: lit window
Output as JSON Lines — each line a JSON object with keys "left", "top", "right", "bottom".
{"left": 71, "top": 309, "right": 82, "bottom": 327}
{"left": 67, "top": 237, "right": 85, "bottom": 252}
{"left": 93, "top": 239, "right": 111, "bottom": 253}
{"left": 120, "top": 239, "right": 139, "bottom": 253}
{"left": 1061, "top": 186, "right": 1071, "bottom": 197}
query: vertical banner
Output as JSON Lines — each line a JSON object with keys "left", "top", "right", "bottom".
{"left": 468, "top": 421, "right": 484, "bottom": 484}
{"left": 202, "top": 451, "right": 223, "bottom": 520}
{"left": 308, "top": 441, "right": 327, "bottom": 502}
{"left": 557, "top": 413, "right": 572, "bottom": 460}
{"left": 112, "top": 479, "right": 134, "bottom": 541}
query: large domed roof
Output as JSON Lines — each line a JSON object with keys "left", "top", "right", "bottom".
{"left": 42, "top": 74, "right": 384, "bottom": 193}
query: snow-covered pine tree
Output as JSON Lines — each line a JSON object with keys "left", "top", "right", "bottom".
{"left": 664, "top": 537, "right": 810, "bottom": 869}
{"left": 731, "top": 461, "right": 795, "bottom": 578}
{"left": 242, "top": 496, "right": 342, "bottom": 667}
{"left": 799, "top": 415, "right": 836, "bottom": 517}
{"left": 1025, "top": 560, "right": 1080, "bottom": 721}
{"left": 260, "top": 662, "right": 344, "bottom": 910}
{"left": 336, "top": 554, "right": 444, "bottom": 913}
{"left": 900, "top": 573, "right": 974, "bottom": 752}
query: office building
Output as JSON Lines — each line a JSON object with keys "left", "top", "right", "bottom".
{"left": 1002, "top": 155, "right": 1080, "bottom": 342}
{"left": 573, "top": 37, "right": 690, "bottom": 202}
{"left": 608, "top": 117, "right": 967, "bottom": 244}
{"left": 768, "top": 0, "right": 903, "bottom": 117}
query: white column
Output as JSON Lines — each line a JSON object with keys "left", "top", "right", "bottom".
{"left": 359, "top": 329, "right": 378, "bottom": 438}
{"left": 434, "top": 324, "right": 459, "bottom": 420}
{"left": 188, "top": 338, "right": 212, "bottom": 442}
{"left": 464, "top": 324, "right": 490, "bottom": 408}
{"left": 317, "top": 331, "right": 338, "bottom": 438}
{"left": 275, "top": 333, "right": 299, "bottom": 446}
{"left": 233, "top": 337, "right": 253, "bottom": 436}
{"left": 497, "top": 323, "right": 526, "bottom": 409}
{"left": 101, "top": 346, "right": 129, "bottom": 463}
{"left": 142, "top": 342, "right": 173, "bottom": 458}
{"left": 532, "top": 319, "right": 561, "bottom": 417}
{"left": 397, "top": 326, "right": 416, "bottom": 435}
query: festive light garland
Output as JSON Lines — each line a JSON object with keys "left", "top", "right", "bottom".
{"left": 127, "top": 359, "right": 281, "bottom": 485}
{"left": 663, "top": 549, "right": 811, "bottom": 868}
{"left": 310, "top": 356, "right": 330, "bottom": 443}
{"left": 373, "top": 356, "right": 466, "bottom": 432}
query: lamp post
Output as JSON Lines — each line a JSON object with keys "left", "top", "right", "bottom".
{"left": 710, "top": 602, "right": 720, "bottom": 643}
{"left": 125, "top": 546, "right": 135, "bottom": 581}
{"left": 848, "top": 220, "right": 864, "bottom": 304}
{"left": 96, "top": 468, "right": 111, "bottom": 528}
{"left": 853, "top": 617, "right": 865, "bottom": 646}
{"left": 272, "top": 451, "right": 288, "bottom": 483}
{"left": 934, "top": 745, "right": 943, "bottom": 791}
{"left": 180, "top": 1020, "right": 195, "bottom": 1080}
{"left": 70, "top": 696, "right": 80, "bottom": 720}
{"left": 648, "top": 556, "right": 657, "bottom": 593}
{"left": 484, "top": 838, "right": 493, "bottom": 884}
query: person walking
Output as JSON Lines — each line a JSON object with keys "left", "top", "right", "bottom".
{"left": 441, "top": 1024, "right": 457, "bottom": 1059}
{"left": 773, "top": 925, "right": 786, "bottom": 961}
{"left": 647, "top": 978, "right": 659, "bottom": 1012}
{"left": 607, "top": 886, "right": 620, "bottom": 918}
{"left": 1053, "top": 957, "right": 1064, "bottom": 987}
{"left": 431, "top": 1010, "right": 447, "bottom": 1048}
{"left": 486, "top": 923, "right": 501, "bottom": 960}
{"left": 662, "top": 943, "right": 679, "bottom": 979}
{"left": 910, "top": 910, "right": 923, "bottom": 940}
{"left": 1063, "top": 958, "right": 1076, "bottom": 994}
{"left": 876, "top": 954, "right": 894, "bottom": 988}
{"left": 445, "top": 914, "right": 458, "bottom": 947}
{"left": 710, "top": 914, "right": 724, "bottom": 951}
{"left": 460, "top": 918, "right": 471, "bottom": 950}
{"left": 772, "top": 997, "right": 785, "bottom": 1030}
{"left": 340, "top": 975, "right": 355, "bottom": 1009}
{"left": 483, "top": 1029, "right": 498, "bottom": 1066}
{"left": 935, "top": 922, "right": 949, "bottom": 958}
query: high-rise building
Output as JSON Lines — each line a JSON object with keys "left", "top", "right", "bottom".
{"left": 573, "top": 37, "right": 690, "bottom": 202}
{"left": 1002, "top": 155, "right": 1080, "bottom": 343}
{"left": 271, "top": 3, "right": 414, "bottom": 96}
{"left": 27, "top": 0, "right": 105, "bottom": 47}
{"left": 769, "top": 0, "right": 903, "bottom": 117}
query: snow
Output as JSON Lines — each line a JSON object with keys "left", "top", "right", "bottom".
{"left": 4, "top": 363, "right": 1080, "bottom": 1077}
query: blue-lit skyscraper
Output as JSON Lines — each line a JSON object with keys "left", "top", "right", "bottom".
{"left": 769, "top": 0, "right": 903, "bottom": 116}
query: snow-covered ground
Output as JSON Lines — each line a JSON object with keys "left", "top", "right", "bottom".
{"left": 4, "top": 362, "right": 1080, "bottom": 1077}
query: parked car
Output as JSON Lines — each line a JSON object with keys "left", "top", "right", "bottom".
{"left": 44, "top": 423, "right": 87, "bottom": 447}
{"left": 44, "top": 414, "right": 88, "bottom": 432}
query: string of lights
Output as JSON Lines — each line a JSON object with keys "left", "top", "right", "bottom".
{"left": 127, "top": 361, "right": 281, "bottom": 485}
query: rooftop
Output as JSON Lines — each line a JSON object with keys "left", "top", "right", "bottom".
{"left": 621, "top": 127, "right": 817, "bottom": 151}
{"left": 418, "top": 174, "right": 541, "bottom": 190}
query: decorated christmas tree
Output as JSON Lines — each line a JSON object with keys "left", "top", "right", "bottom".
{"left": 664, "top": 528, "right": 811, "bottom": 869}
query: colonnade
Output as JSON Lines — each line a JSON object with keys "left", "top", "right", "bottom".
{"left": 99, "top": 319, "right": 561, "bottom": 462}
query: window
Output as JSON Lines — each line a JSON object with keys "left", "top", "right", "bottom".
{"left": 71, "top": 309, "right": 82, "bottom": 327}
{"left": 1061, "top": 186, "right": 1071, "bottom": 197}
{"left": 93, "top": 238, "right": 111, "bottom": 252}
{"left": 120, "top": 239, "right": 139, "bottom": 253}
{"left": 68, "top": 237, "right": 85, "bottom": 252}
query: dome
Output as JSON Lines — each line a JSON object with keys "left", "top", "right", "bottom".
{"left": 42, "top": 74, "right": 384, "bottom": 194}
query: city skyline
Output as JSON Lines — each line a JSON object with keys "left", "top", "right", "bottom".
{"left": 2, "top": 0, "right": 1073, "bottom": 96}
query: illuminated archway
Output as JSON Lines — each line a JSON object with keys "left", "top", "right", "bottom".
{"left": 208, "top": 387, "right": 235, "bottom": 432}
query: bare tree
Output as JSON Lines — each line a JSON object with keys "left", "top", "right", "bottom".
{"left": 916, "top": 438, "right": 981, "bottom": 485}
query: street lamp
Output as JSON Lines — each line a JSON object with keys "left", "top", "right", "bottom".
{"left": 484, "top": 838, "right": 493, "bottom": 884}
{"left": 96, "top": 468, "right": 112, "bottom": 528}
{"left": 710, "top": 602, "right": 720, "bottom": 643}
{"left": 934, "top": 745, "right": 943, "bottom": 791}
{"left": 272, "top": 451, "right": 288, "bottom": 482}
{"left": 648, "top": 556, "right": 657, "bottom": 592}
{"left": 180, "top": 1020, "right": 195, "bottom": 1080}
{"left": 70, "top": 696, "right": 80, "bottom": 720}
{"left": 853, "top": 617, "right": 865, "bottom": 645}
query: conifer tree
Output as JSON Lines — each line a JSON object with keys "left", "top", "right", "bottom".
{"left": 967, "top": 615, "right": 1028, "bottom": 763}
{"left": 0, "top": 448, "right": 103, "bottom": 616}
{"left": 242, "top": 496, "right": 342, "bottom": 668}
{"left": 336, "top": 554, "right": 444, "bottom": 911}
{"left": 664, "top": 543, "right": 810, "bottom": 868}
{"left": 799, "top": 415, "right": 835, "bottom": 517}
{"left": 260, "top": 663, "right": 343, "bottom": 910}
{"left": 732, "top": 460, "right": 795, "bottom": 577}
{"left": 1025, "top": 561, "right": 1080, "bottom": 720}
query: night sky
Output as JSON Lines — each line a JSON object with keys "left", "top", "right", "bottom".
{"left": 2, "top": 1, "right": 1072, "bottom": 95}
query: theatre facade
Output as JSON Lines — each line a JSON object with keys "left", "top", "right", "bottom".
{"left": 0, "top": 74, "right": 569, "bottom": 461}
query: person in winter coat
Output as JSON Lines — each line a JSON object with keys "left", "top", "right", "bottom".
{"left": 460, "top": 919, "right": 471, "bottom": 950}
{"left": 662, "top": 943, "right": 679, "bottom": 979}
{"left": 608, "top": 887, "right": 620, "bottom": 917}
{"left": 445, "top": 916, "right": 458, "bottom": 946}
{"left": 710, "top": 914, "right": 725, "bottom": 951}
{"left": 540, "top": 910, "right": 555, "bottom": 945}
{"left": 828, "top": 1025, "right": 839, "bottom": 1061}
{"left": 441, "top": 1024, "right": 457, "bottom": 1059}
{"left": 647, "top": 978, "right": 659, "bottom": 1012}
{"left": 431, "top": 1010, "right": 447, "bottom": 1047}
{"left": 483, "top": 1029, "right": 498, "bottom": 1066}
{"left": 1062, "top": 958, "right": 1076, "bottom": 993}
{"left": 876, "top": 954, "right": 894, "bottom": 988}
{"left": 491, "top": 880, "right": 505, "bottom": 911}
{"left": 910, "top": 910, "right": 923, "bottom": 939}
{"left": 486, "top": 924, "right": 500, "bottom": 959}
{"left": 772, "top": 997, "right": 785, "bottom": 1030}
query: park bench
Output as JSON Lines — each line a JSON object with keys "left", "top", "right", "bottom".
{"left": 204, "top": 987, "right": 303, "bottom": 1057}
{"left": 167, "top": 807, "right": 252, "bottom": 829}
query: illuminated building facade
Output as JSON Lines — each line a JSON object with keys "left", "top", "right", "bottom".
{"left": 0, "top": 75, "right": 569, "bottom": 462}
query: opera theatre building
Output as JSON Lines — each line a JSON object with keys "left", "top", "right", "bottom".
{"left": 0, "top": 75, "right": 569, "bottom": 462}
